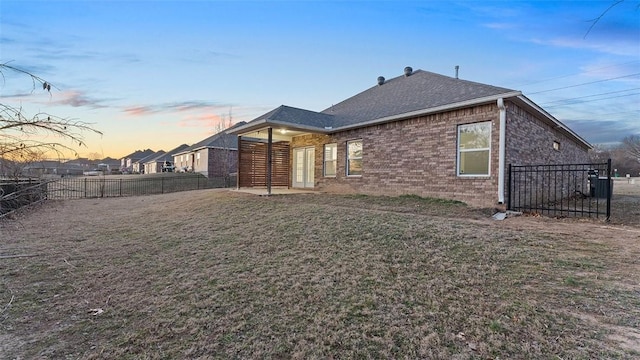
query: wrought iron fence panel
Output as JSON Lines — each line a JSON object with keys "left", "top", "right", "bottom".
{"left": 508, "top": 160, "right": 611, "bottom": 221}
{"left": 45, "top": 175, "right": 236, "bottom": 200}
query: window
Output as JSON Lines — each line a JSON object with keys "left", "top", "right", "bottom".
{"left": 347, "top": 140, "right": 363, "bottom": 176}
{"left": 553, "top": 141, "right": 560, "bottom": 151}
{"left": 457, "top": 122, "right": 491, "bottom": 176}
{"left": 196, "top": 152, "right": 200, "bottom": 166}
{"left": 324, "top": 143, "right": 337, "bottom": 177}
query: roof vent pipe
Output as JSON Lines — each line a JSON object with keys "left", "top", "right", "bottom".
{"left": 377, "top": 76, "right": 385, "bottom": 85}
{"left": 404, "top": 66, "right": 413, "bottom": 76}
{"left": 455, "top": 65, "right": 459, "bottom": 79}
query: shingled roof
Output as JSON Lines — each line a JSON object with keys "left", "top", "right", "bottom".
{"left": 229, "top": 67, "right": 590, "bottom": 152}
{"left": 254, "top": 105, "right": 334, "bottom": 129}
{"left": 322, "top": 69, "right": 517, "bottom": 128}
{"left": 233, "top": 68, "right": 519, "bottom": 133}
{"left": 122, "top": 149, "right": 156, "bottom": 161}
{"left": 176, "top": 121, "right": 247, "bottom": 155}
{"left": 147, "top": 144, "right": 190, "bottom": 163}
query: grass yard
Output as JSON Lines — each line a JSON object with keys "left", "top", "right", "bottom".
{"left": 1, "top": 189, "right": 639, "bottom": 359}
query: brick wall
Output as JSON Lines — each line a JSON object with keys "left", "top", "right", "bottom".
{"left": 505, "top": 101, "right": 589, "bottom": 166}
{"left": 291, "top": 103, "right": 503, "bottom": 207}
{"left": 504, "top": 101, "right": 591, "bottom": 208}
{"left": 289, "top": 100, "right": 590, "bottom": 208}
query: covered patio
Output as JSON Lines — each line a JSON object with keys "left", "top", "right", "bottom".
{"left": 227, "top": 106, "right": 333, "bottom": 195}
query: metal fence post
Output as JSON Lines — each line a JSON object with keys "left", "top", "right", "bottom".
{"left": 606, "top": 158, "right": 611, "bottom": 222}
{"left": 507, "top": 164, "right": 512, "bottom": 210}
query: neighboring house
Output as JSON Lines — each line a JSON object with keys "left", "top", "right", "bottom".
{"left": 22, "top": 160, "right": 84, "bottom": 177}
{"left": 64, "top": 157, "right": 93, "bottom": 172}
{"left": 173, "top": 122, "right": 246, "bottom": 177}
{"left": 97, "top": 157, "right": 122, "bottom": 174}
{"left": 228, "top": 67, "right": 591, "bottom": 208}
{"left": 120, "top": 149, "right": 156, "bottom": 173}
{"left": 144, "top": 144, "right": 189, "bottom": 174}
{"left": 65, "top": 157, "right": 120, "bottom": 175}
{"left": 135, "top": 151, "right": 165, "bottom": 174}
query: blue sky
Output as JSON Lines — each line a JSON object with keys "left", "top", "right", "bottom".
{"left": 1, "top": 0, "right": 639, "bottom": 159}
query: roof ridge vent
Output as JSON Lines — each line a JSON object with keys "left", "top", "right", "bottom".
{"left": 404, "top": 66, "right": 413, "bottom": 77}
{"left": 377, "top": 76, "right": 385, "bottom": 85}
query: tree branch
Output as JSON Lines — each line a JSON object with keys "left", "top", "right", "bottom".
{"left": 584, "top": 0, "right": 626, "bottom": 38}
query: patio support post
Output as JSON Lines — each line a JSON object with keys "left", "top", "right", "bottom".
{"left": 267, "top": 128, "right": 272, "bottom": 195}
{"left": 236, "top": 135, "right": 241, "bottom": 190}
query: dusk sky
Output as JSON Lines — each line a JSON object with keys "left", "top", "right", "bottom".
{"left": 1, "top": 0, "right": 639, "bottom": 159}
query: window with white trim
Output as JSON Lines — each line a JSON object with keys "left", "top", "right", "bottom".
{"left": 346, "top": 140, "right": 363, "bottom": 176}
{"left": 457, "top": 122, "right": 491, "bottom": 176}
{"left": 324, "top": 143, "right": 337, "bottom": 177}
{"left": 196, "top": 152, "right": 201, "bottom": 166}
{"left": 553, "top": 141, "right": 560, "bottom": 151}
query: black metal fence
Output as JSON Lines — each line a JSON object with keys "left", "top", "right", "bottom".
{"left": 46, "top": 174, "right": 236, "bottom": 199}
{"left": 1, "top": 174, "right": 236, "bottom": 218}
{"left": 507, "top": 159, "right": 612, "bottom": 220}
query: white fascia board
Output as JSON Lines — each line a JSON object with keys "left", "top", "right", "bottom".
{"left": 266, "top": 120, "right": 331, "bottom": 134}
{"left": 330, "top": 91, "right": 523, "bottom": 132}
{"left": 516, "top": 95, "right": 592, "bottom": 149}
{"left": 231, "top": 119, "right": 330, "bottom": 137}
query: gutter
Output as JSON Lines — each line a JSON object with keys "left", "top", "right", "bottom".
{"left": 497, "top": 98, "right": 507, "bottom": 204}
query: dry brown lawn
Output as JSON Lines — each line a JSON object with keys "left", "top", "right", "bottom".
{"left": 1, "top": 183, "right": 639, "bottom": 359}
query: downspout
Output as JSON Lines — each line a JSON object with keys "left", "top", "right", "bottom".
{"left": 497, "top": 98, "right": 506, "bottom": 204}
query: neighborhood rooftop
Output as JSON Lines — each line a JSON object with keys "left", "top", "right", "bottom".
{"left": 174, "top": 121, "right": 247, "bottom": 156}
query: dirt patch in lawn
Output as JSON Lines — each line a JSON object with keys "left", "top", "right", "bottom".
{"left": 1, "top": 189, "right": 639, "bottom": 359}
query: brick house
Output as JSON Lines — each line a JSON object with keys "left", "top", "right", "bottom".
{"left": 173, "top": 122, "right": 245, "bottom": 178}
{"left": 228, "top": 67, "right": 591, "bottom": 207}
{"left": 120, "top": 149, "right": 156, "bottom": 174}
{"left": 144, "top": 144, "right": 189, "bottom": 174}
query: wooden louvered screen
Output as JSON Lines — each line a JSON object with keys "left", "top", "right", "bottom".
{"left": 239, "top": 140, "right": 290, "bottom": 187}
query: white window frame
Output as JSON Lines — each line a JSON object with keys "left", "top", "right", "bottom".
{"left": 323, "top": 143, "right": 337, "bottom": 177}
{"left": 553, "top": 141, "right": 560, "bottom": 151}
{"left": 457, "top": 122, "right": 491, "bottom": 177}
{"left": 346, "top": 139, "right": 363, "bottom": 177}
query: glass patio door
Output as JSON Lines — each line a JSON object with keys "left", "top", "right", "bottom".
{"left": 292, "top": 147, "right": 315, "bottom": 188}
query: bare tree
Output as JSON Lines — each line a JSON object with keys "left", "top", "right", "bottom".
{"left": 1, "top": 63, "right": 102, "bottom": 216}
{"left": 0, "top": 63, "right": 102, "bottom": 161}
{"left": 590, "top": 138, "right": 640, "bottom": 177}
{"left": 621, "top": 135, "right": 640, "bottom": 161}
{"left": 211, "top": 108, "right": 238, "bottom": 187}
{"left": 584, "top": 0, "right": 639, "bottom": 38}
{"left": 588, "top": 144, "right": 612, "bottom": 163}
